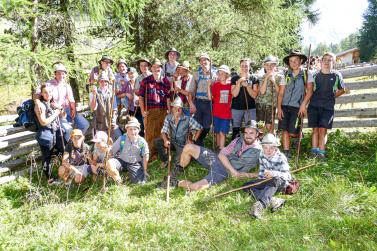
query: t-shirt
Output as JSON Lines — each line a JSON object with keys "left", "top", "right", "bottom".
{"left": 111, "top": 135, "right": 149, "bottom": 163}
{"left": 211, "top": 81, "right": 232, "bottom": 119}
{"left": 309, "top": 71, "right": 345, "bottom": 109}
{"left": 256, "top": 73, "right": 285, "bottom": 106}
{"left": 65, "top": 142, "right": 90, "bottom": 166}
{"left": 282, "top": 69, "right": 314, "bottom": 108}
{"left": 36, "top": 79, "right": 75, "bottom": 109}
{"left": 231, "top": 74, "right": 259, "bottom": 110}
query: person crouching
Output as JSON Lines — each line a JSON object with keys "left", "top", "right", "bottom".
{"left": 58, "top": 129, "right": 92, "bottom": 184}
{"left": 244, "top": 133, "right": 291, "bottom": 219}
{"left": 106, "top": 116, "right": 150, "bottom": 184}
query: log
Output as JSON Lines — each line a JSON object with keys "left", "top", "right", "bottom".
{"left": 336, "top": 93, "right": 377, "bottom": 104}
{"left": 339, "top": 65, "right": 377, "bottom": 79}
{"left": 0, "top": 125, "right": 27, "bottom": 137}
{"left": 0, "top": 175, "right": 16, "bottom": 185}
{"left": 345, "top": 80, "right": 377, "bottom": 90}
{"left": 335, "top": 108, "right": 377, "bottom": 118}
{"left": 0, "top": 131, "right": 36, "bottom": 150}
{"left": 0, "top": 146, "right": 40, "bottom": 163}
{"left": 0, "top": 115, "right": 17, "bottom": 125}
{"left": 0, "top": 167, "right": 10, "bottom": 176}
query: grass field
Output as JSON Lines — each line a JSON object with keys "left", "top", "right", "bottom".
{"left": 1, "top": 130, "right": 377, "bottom": 250}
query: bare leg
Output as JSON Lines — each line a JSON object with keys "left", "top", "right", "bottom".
{"left": 311, "top": 128, "right": 319, "bottom": 149}
{"left": 105, "top": 161, "right": 122, "bottom": 184}
{"left": 179, "top": 143, "right": 201, "bottom": 168}
{"left": 282, "top": 131, "right": 290, "bottom": 150}
{"left": 178, "top": 179, "right": 209, "bottom": 191}
{"left": 318, "top": 128, "right": 327, "bottom": 150}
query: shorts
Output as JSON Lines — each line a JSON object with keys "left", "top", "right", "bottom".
{"left": 76, "top": 164, "right": 92, "bottom": 178}
{"left": 278, "top": 105, "right": 300, "bottom": 134}
{"left": 195, "top": 147, "right": 229, "bottom": 185}
{"left": 213, "top": 117, "right": 231, "bottom": 134}
{"left": 256, "top": 103, "right": 275, "bottom": 124}
{"left": 307, "top": 105, "right": 334, "bottom": 129}
{"left": 232, "top": 109, "right": 256, "bottom": 128}
{"left": 108, "top": 158, "right": 145, "bottom": 183}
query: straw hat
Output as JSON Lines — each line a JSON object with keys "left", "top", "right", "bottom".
{"left": 98, "top": 55, "right": 114, "bottom": 65}
{"left": 261, "top": 133, "right": 281, "bottom": 146}
{"left": 125, "top": 116, "right": 140, "bottom": 130}
{"left": 165, "top": 47, "right": 181, "bottom": 60}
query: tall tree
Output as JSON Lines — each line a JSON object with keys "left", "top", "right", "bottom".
{"left": 358, "top": 0, "right": 377, "bottom": 61}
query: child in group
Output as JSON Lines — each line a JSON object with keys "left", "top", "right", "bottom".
{"left": 58, "top": 129, "right": 92, "bottom": 184}
{"left": 256, "top": 55, "right": 285, "bottom": 134}
{"left": 208, "top": 65, "right": 232, "bottom": 150}
{"left": 244, "top": 133, "right": 291, "bottom": 219}
{"left": 307, "top": 52, "right": 346, "bottom": 159}
{"left": 91, "top": 130, "right": 111, "bottom": 181}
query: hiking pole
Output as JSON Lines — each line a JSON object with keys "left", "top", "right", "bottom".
{"left": 295, "top": 44, "right": 312, "bottom": 168}
{"left": 102, "top": 81, "right": 117, "bottom": 192}
{"left": 212, "top": 163, "right": 316, "bottom": 199}
{"left": 209, "top": 59, "right": 215, "bottom": 151}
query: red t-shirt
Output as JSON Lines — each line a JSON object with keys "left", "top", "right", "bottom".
{"left": 211, "top": 81, "right": 232, "bottom": 119}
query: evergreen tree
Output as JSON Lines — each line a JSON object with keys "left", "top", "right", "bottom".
{"left": 358, "top": 0, "right": 377, "bottom": 61}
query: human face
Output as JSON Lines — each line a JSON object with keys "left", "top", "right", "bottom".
{"left": 264, "top": 63, "right": 277, "bottom": 74}
{"left": 95, "top": 141, "right": 108, "bottom": 151}
{"left": 240, "top": 61, "right": 250, "bottom": 74}
{"left": 243, "top": 127, "right": 258, "bottom": 145}
{"left": 321, "top": 55, "right": 334, "bottom": 71}
{"left": 262, "top": 144, "right": 276, "bottom": 157}
{"left": 172, "top": 106, "right": 182, "bottom": 117}
{"left": 41, "top": 86, "right": 53, "bottom": 101}
{"left": 99, "top": 79, "right": 108, "bottom": 88}
{"left": 100, "top": 60, "right": 111, "bottom": 69}
{"left": 128, "top": 71, "right": 136, "bottom": 81}
{"left": 288, "top": 56, "right": 302, "bottom": 71}
{"left": 218, "top": 71, "right": 229, "bottom": 82}
{"left": 117, "top": 63, "right": 127, "bottom": 74}
{"left": 139, "top": 62, "right": 149, "bottom": 74}
{"left": 168, "top": 52, "right": 178, "bottom": 62}
{"left": 151, "top": 64, "right": 162, "bottom": 75}
{"left": 72, "top": 135, "right": 84, "bottom": 147}
{"left": 126, "top": 126, "right": 140, "bottom": 140}
{"left": 199, "top": 58, "right": 210, "bottom": 70}
{"left": 55, "top": 70, "right": 66, "bottom": 82}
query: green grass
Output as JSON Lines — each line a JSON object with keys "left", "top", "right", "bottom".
{"left": 1, "top": 130, "right": 377, "bottom": 250}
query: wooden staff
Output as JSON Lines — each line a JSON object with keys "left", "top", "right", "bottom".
{"left": 102, "top": 82, "right": 117, "bottom": 192}
{"left": 296, "top": 45, "right": 312, "bottom": 168}
{"left": 212, "top": 163, "right": 316, "bottom": 199}
{"left": 209, "top": 59, "right": 215, "bottom": 151}
{"left": 242, "top": 81, "right": 250, "bottom": 123}
{"left": 271, "top": 75, "right": 275, "bottom": 134}
{"left": 166, "top": 130, "right": 172, "bottom": 203}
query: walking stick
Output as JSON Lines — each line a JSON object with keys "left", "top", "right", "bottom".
{"left": 57, "top": 116, "right": 66, "bottom": 153}
{"left": 242, "top": 82, "right": 250, "bottom": 123}
{"left": 296, "top": 45, "right": 312, "bottom": 168}
{"left": 212, "top": 163, "right": 315, "bottom": 199}
{"left": 102, "top": 82, "right": 117, "bottom": 192}
{"left": 271, "top": 76, "right": 275, "bottom": 134}
{"left": 166, "top": 126, "right": 172, "bottom": 203}
{"left": 209, "top": 60, "right": 215, "bottom": 151}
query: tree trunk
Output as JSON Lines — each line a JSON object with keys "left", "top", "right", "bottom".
{"left": 30, "top": 0, "right": 41, "bottom": 96}
{"left": 211, "top": 31, "right": 220, "bottom": 49}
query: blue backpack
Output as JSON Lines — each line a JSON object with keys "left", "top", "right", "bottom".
{"left": 15, "top": 99, "right": 38, "bottom": 132}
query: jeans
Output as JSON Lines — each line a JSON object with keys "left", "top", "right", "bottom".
{"left": 65, "top": 108, "right": 90, "bottom": 135}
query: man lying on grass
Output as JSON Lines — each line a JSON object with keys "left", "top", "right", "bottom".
{"left": 176, "top": 120, "right": 261, "bottom": 191}
{"left": 243, "top": 133, "right": 291, "bottom": 219}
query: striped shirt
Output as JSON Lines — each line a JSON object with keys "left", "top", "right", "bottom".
{"left": 138, "top": 75, "right": 171, "bottom": 110}
{"left": 258, "top": 149, "right": 291, "bottom": 182}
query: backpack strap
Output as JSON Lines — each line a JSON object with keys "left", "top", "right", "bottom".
{"left": 120, "top": 134, "right": 126, "bottom": 153}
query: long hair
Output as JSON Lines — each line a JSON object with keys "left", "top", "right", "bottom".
{"left": 39, "top": 84, "right": 54, "bottom": 103}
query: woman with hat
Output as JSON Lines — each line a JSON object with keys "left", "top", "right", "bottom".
{"left": 256, "top": 55, "right": 284, "bottom": 134}
{"left": 230, "top": 58, "right": 260, "bottom": 140}
{"left": 115, "top": 58, "right": 130, "bottom": 111}
{"left": 138, "top": 58, "right": 171, "bottom": 158}
{"left": 277, "top": 50, "right": 314, "bottom": 159}
{"left": 163, "top": 47, "right": 180, "bottom": 82}
{"left": 106, "top": 116, "right": 150, "bottom": 184}
{"left": 58, "top": 129, "right": 92, "bottom": 184}
{"left": 88, "top": 55, "right": 115, "bottom": 85}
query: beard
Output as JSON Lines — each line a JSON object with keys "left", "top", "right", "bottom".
{"left": 244, "top": 137, "right": 256, "bottom": 145}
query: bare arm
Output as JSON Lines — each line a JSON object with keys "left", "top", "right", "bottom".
{"left": 34, "top": 102, "right": 60, "bottom": 126}
{"left": 298, "top": 82, "right": 313, "bottom": 117}
{"left": 277, "top": 85, "right": 285, "bottom": 120}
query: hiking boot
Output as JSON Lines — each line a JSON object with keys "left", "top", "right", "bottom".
{"left": 159, "top": 161, "right": 168, "bottom": 169}
{"left": 270, "top": 197, "right": 285, "bottom": 212}
{"left": 158, "top": 176, "right": 179, "bottom": 188}
{"left": 309, "top": 148, "right": 319, "bottom": 158}
{"left": 249, "top": 201, "right": 265, "bottom": 219}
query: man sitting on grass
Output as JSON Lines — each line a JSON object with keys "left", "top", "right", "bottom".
{"left": 176, "top": 120, "right": 261, "bottom": 191}
{"left": 244, "top": 133, "right": 291, "bottom": 219}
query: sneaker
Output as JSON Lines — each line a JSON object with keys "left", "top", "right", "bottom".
{"left": 270, "top": 197, "right": 285, "bottom": 212}
{"left": 309, "top": 148, "right": 320, "bottom": 158}
{"left": 48, "top": 178, "right": 62, "bottom": 186}
{"left": 249, "top": 201, "right": 265, "bottom": 219}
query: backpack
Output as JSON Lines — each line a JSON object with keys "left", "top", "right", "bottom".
{"left": 15, "top": 99, "right": 38, "bottom": 132}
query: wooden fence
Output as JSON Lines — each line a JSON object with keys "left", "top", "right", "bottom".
{"left": 1, "top": 65, "right": 377, "bottom": 184}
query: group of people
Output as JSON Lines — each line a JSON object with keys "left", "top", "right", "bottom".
{"left": 32, "top": 48, "right": 346, "bottom": 218}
